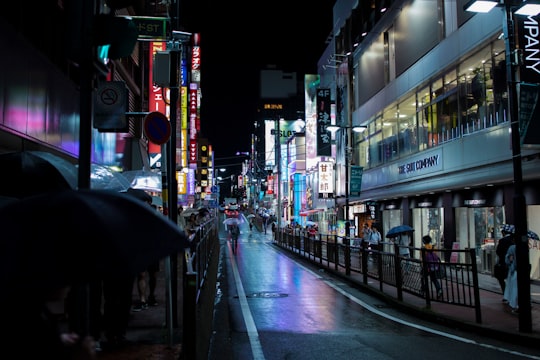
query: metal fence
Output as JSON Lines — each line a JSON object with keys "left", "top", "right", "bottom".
{"left": 183, "top": 215, "right": 220, "bottom": 360}
{"left": 274, "top": 229, "right": 482, "bottom": 323}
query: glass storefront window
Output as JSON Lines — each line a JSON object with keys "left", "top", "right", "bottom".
{"left": 455, "top": 206, "right": 505, "bottom": 271}
{"left": 417, "top": 85, "right": 431, "bottom": 151}
{"left": 358, "top": 38, "right": 509, "bottom": 168}
{"left": 368, "top": 114, "right": 384, "bottom": 167}
{"left": 381, "top": 102, "right": 399, "bottom": 163}
{"left": 382, "top": 208, "right": 402, "bottom": 252}
{"left": 356, "top": 127, "right": 369, "bottom": 169}
{"left": 412, "top": 207, "right": 444, "bottom": 259}
{"left": 397, "top": 94, "right": 418, "bottom": 157}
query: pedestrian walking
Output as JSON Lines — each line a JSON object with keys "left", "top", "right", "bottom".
{"left": 495, "top": 225, "right": 513, "bottom": 296}
{"left": 133, "top": 261, "right": 159, "bottom": 311}
{"left": 421, "top": 235, "right": 443, "bottom": 299}
{"left": 504, "top": 243, "right": 518, "bottom": 313}
{"left": 263, "top": 216, "right": 268, "bottom": 234}
{"left": 177, "top": 206, "right": 186, "bottom": 232}
{"left": 367, "top": 224, "right": 381, "bottom": 262}
{"left": 396, "top": 234, "right": 411, "bottom": 274}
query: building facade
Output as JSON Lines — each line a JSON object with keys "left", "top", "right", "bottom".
{"left": 318, "top": 0, "right": 540, "bottom": 278}
{"left": 0, "top": 1, "right": 208, "bottom": 208}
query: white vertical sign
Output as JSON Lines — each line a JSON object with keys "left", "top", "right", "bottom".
{"left": 318, "top": 161, "right": 334, "bottom": 194}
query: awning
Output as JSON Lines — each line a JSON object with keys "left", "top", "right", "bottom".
{"left": 299, "top": 209, "right": 324, "bottom": 216}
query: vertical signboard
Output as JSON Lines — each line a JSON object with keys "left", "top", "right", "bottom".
{"left": 350, "top": 165, "right": 364, "bottom": 196}
{"left": 180, "top": 86, "right": 188, "bottom": 169}
{"left": 187, "top": 168, "right": 195, "bottom": 200}
{"left": 191, "top": 33, "right": 201, "bottom": 83}
{"left": 518, "top": 16, "right": 540, "bottom": 146}
{"left": 149, "top": 42, "right": 168, "bottom": 159}
{"left": 305, "top": 74, "right": 319, "bottom": 171}
{"left": 198, "top": 138, "right": 209, "bottom": 187}
{"left": 266, "top": 175, "right": 274, "bottom": 194}
{"left": 189, "top": 83, "right": 198, "bottom": 164}
{"left": 318, "top": 161, "right": 334, "bottom": 196}
{"left": 518, "top": 15, "right": 540, "bottom": 85}
{"left": 316, "top": 89, "right": 331, "bottom": 156}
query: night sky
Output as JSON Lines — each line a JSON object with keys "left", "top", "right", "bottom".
{"left": 182, "top": 0, "right": 336, "bottom": 165}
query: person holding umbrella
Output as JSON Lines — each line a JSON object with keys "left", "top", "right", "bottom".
{"left": 386, "top": 225, "right": 415, "bottom": 275}
{"left": 396, "top": 234, "right": 412, "bottom": 274}
{"left": 0, "top": 188, "right": 191, "bottom": 355}
{"left": 247, "top": 214, "right": 255, "bottom": 231}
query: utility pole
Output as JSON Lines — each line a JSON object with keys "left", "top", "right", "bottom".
{"left": 502, "top": 3, "right": 531, "bottom": 332}
{"left": 276, "top": 118, "right": 282, "bottom": 242}
{"left": 251, "top": 133, "right": 256, "bottom": 209}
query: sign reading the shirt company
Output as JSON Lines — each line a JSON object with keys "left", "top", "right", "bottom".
{"left": 318, "top": 161, "right": 334, "bottom": 196}
{"left": 316, "top": 89, "right": 331, "bottom": 156}
{"left": 518, "top": 15, "right": 540, "bottom": 84}
{"left": 397, "top": 149, "right": 442, "bottom": 179}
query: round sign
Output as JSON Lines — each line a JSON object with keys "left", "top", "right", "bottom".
{"left": 144, "top": 111, "right": 171, "bottom": 145}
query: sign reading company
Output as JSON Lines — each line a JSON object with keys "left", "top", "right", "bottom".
{"left": 397, "top": 150, "right": 442, "bottom": 178}
{"left": 518, "top": 15, "right": 540, "bottom": 83}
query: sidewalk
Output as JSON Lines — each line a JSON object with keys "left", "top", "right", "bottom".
{"left": 268, "top": 230, "right": 540, "bottom": 348}
{"left": 353, "top": 271, "right": 540, "bottom": 347}
{"left": 93, "top": 261, "right": 184, "bottom": 359}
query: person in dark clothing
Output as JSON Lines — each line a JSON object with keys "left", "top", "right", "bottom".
{"left": 421, "top": 235, "right": 443, "bottom": 299}
{"left": 495, "top": 225, "right": 514, "bottom": 296}
{"left": 101, "top": 188, "right": 151, "bottom": 347}
{"left": 7, "top": 286, "right": 96, "bottom": 359}
{"left": 102, "top": 273, "right": 134, "bottom": 346}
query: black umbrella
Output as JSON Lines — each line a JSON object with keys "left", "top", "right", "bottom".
{"left": 0, "top": 189, "right": 191, "bottom": 294}
{"left": 0, "top": 151, "right": 132, "bottom": 199}
{"left": 125, "top": 187, "right": 152, "bottom": 203}
{"left": 0, "top": 150, "right": 78, "bottom": 198}
{"left": 386, "top": 225, "right": 415, "bottom": 238}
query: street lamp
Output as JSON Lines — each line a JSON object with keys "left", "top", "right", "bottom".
{"left": 465, "top": 0, "right": 540, "bottom": 333}
{"left": 326, "top": 125, "right": 367, "bottom": 237}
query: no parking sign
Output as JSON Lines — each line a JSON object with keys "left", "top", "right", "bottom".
{"left": 144, "top": 111, "right": 171, "bottom": 145}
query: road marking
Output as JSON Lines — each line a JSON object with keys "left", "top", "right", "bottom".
{"left": 265, "top": 244, "right": 540, "bottom": 360}
{"left": 229, "top": 242, "right": 266, "bottom": 360}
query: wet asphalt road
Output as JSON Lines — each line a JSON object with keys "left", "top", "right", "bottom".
{"left": 209, "top": 216, "right": 539, "bottom": 360}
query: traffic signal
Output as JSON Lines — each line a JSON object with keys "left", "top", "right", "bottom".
{"left": 94, "top": 14, "right": 138, "bottom": 61}
{"left": 64, "top": 1, "right": 138, "bottom": 66}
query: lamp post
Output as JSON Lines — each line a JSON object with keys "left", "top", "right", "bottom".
{"left": 326, "top": 125, "right": 367, "bottom": 237}
{"left": 465, "top": 0, "right": 540, "bottom": 333}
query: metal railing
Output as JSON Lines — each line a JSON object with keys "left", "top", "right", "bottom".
{"left": 182, "top": 215, "right": 220, "bottom": 359}
{"left": 274, "top": 229, "right": 482, "bottom": 323}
